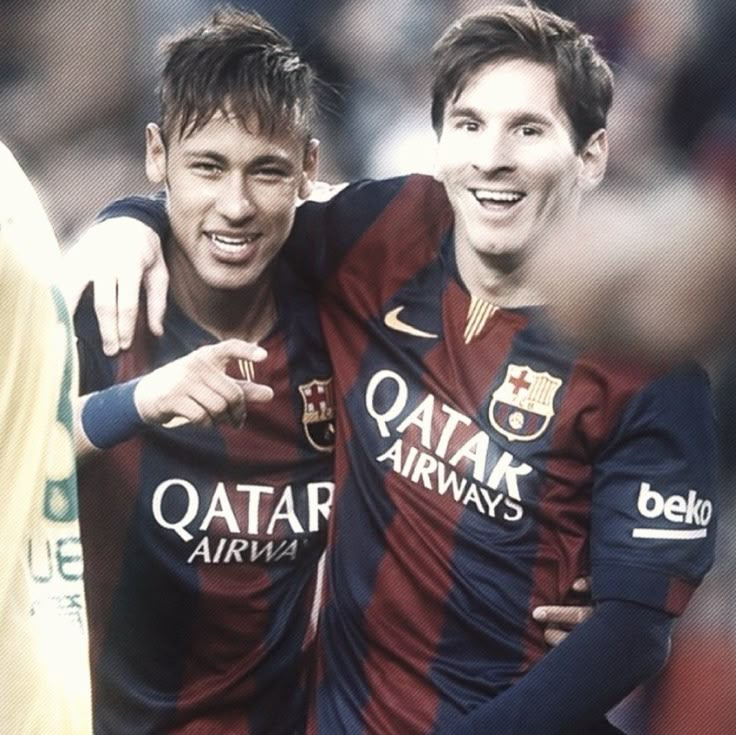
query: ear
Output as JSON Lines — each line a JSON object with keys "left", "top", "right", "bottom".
{"left": 298, "top": 138, "right": 320, "bottom": 199}
{"left": 145, "top": 123, "right": 167, "bottom": 185}
{"left": 578, "top": 129, "right": 608, "bottom": 191}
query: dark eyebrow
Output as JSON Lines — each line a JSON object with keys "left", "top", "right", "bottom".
{"left": 507, "top": 112, "right": 554, "bottom": 127}
{"left": 447, "top": 106, "right": 482, "bottom": 120}
{"left": 448, "top": 106, "right": 555, "bottom": 127}
{"left": 183, "top": 150, "right": 228, "bottom": 165}
{"left": 248, "top": 155, "right": 295, "bottom": 171}
{"left": 182, "top": 151, "right": 296, "bottom": 172}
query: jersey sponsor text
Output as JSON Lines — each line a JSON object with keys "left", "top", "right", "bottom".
{"left": 366, "top": 369, "right": 532, "bottom": 522}
{"left": 151, "top": 478, "right": 334, "bottom": 562}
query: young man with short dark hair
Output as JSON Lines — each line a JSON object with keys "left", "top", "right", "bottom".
{"left": 74, "top": 11, "right": 333, "bottom": 734}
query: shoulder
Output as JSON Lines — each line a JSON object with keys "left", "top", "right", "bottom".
{"left": 295, "top": 174, "right": 450, "bottom": 230}
{"left": 580, "top": 356, "right": 710, "bottom": 403}
{"left": 588, "top": 358, "right": 715, "bottom": 451}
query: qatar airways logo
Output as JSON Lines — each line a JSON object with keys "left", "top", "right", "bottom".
{"left": 152, "top": 479, "right": 334, "bottom": 564}
{"left": 365, "top": 369, "right": 534, "bottom": 523}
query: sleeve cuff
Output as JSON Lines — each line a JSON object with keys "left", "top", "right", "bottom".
{"left": 592, "top": 561, "right": 698, "bottom": 615}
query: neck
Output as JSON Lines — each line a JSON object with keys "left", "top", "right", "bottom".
{"left": 455, "top": 240, "right": 544, "bottom": 308}
{"left": 169, "top": 253, "right": 278, "bottom": 343}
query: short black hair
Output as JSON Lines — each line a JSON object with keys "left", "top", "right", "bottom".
{"left": 158, "top": 6, "right": 317, "bottom": 143}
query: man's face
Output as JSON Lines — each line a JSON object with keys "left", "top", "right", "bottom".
{"left": 146, "top": 111, "right": 317, "bottom": 292}
{"left": 435, "top": 58, "right": 606, "bottom": 268}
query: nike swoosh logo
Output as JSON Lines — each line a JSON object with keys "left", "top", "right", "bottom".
{"left": 383, "top": 306, "right": 438, "bottom": 339}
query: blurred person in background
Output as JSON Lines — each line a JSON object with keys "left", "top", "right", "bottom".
{"left": 0, "top": 0, "right": 143, "bottom": 240}
{"left": 530, "top": 0, "right": 736, "bottom": 363}
{"left": 0, "top": 141, "right": 92, "bottom": 733}
{"left": 528, "top": 3, "right": 736, "bottom": 734}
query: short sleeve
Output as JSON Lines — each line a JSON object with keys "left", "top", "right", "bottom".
{"left": 96, "top": 193, "right": 170, "bottom": 240}
{"left": 590, "top": 365, "right": 717, "bottom": 615}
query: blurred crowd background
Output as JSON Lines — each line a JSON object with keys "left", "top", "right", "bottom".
{"left": 2, "top": 0, "right": 735, "bottom": 732}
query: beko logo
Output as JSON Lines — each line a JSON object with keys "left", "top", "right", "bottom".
{"left": 633, "top": 482, "right": 713, "bottom": 540}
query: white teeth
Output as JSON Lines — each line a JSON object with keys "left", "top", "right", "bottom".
{"left": 208, "top": 233, "right": 257, "bottom": 251}
{"left": 474, "top": 190, "right": 524, "bottom": 203}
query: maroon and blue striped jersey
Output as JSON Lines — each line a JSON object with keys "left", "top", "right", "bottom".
{"left": 285, "top": 175, "right": 717, "bottom": 734}
{"left": 74, "top": 259, "right": 335, "bottom": 734}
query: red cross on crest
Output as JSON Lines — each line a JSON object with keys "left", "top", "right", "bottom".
{"left": 509, "top": 369, "right": 531, "bottom": 394}
{"left": 303, "top": 382, "right": 330, "bottom": 415}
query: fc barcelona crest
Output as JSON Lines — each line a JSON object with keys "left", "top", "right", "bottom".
{"left": 489, "top": 364, "right": 562, "bottom": 442}
{"left": 299, "top": 378, "right": 336, "bottom": 453}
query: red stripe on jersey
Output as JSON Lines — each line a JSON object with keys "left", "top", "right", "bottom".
{"left": 81, "top": 325, "right": 151, "bottom": 674}
{"left": 319, "top": 176, "right": 452, "bottom": 596}
{"left": 320, "top": 176, "right": 451, "bottom": 494}
{"left": 321, "top": 173, "right": 451, "bottom": 475}
{"left": 221, "top": 329, "right": 302, "bottom": 481}
{"left": 315, "top": 177, "right": 450, "bottom": 624}
{"left": 521, "top": 357, "right": 661, "bottom": 669}
{"left": 425, "top": 280, "right": 525, "bottom": 410}
{"left": 357, "top": 466, "right": 464, "bottom": 734}
{"left": 325, "top": 177, "right": 452, "bottom": 320}
{"left": 357, "top": 282, "right": 522, "bottom": 731}
{"left": 167, "top": 710, "right": 253, "bottom": 735}
{"left": 172, "top": 563, "right": 266, "bottom": 730}
{"left": 172, "top": 329, "right": 307, "bottom": 725}
{"left": 79, "top": 437, "right": 144, "bottom": 675}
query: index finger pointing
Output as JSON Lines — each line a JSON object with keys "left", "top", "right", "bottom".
{"left": 212, "top": 338, "right": 268, "bottom": 365}
{"left": 239, "top": 380, "right": 274, "bottom": 403}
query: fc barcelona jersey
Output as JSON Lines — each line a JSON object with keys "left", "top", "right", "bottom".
{"left": 75, "top": 259, "right": 334, "bottom": 735}
{"left": 286, "top": 175, "right": 717, "bottom": 735}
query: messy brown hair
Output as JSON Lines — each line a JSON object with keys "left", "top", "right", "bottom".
{"left": 431, "top": 3, "right": 613, "bottom": 149}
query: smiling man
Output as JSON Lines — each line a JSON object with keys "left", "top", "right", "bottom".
{"left": 73, "top": 4, "right": 717, "bottom": 734}
{"left": 72, "top": 11, "right": 335, "bottom": 734}
{"left": 435, "top": 54, "right": 606, "bottom": 306}
{"left": 296, "top": 16, "right": 714, "bottom": 733}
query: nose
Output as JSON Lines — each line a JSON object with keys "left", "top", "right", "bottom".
{"left": 472, "top": 128, "right": 516, "bottom": 175}
{"left": 216, "top": 173, "right": 256, "bottom": 222}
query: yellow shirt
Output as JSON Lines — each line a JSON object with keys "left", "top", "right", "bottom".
{"left": 0, "top": 142, "right": 92, "bottom": 733}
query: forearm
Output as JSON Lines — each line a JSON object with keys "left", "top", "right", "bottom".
{"left": 457, "top": 600, "right": 673, "bottom": 735}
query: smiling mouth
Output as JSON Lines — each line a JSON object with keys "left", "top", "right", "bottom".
{"left": 206, "top": 232, "right": 261, "bottom": 254}
{"left": 471, "top": 189, "right": 526, "bottom": 207}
